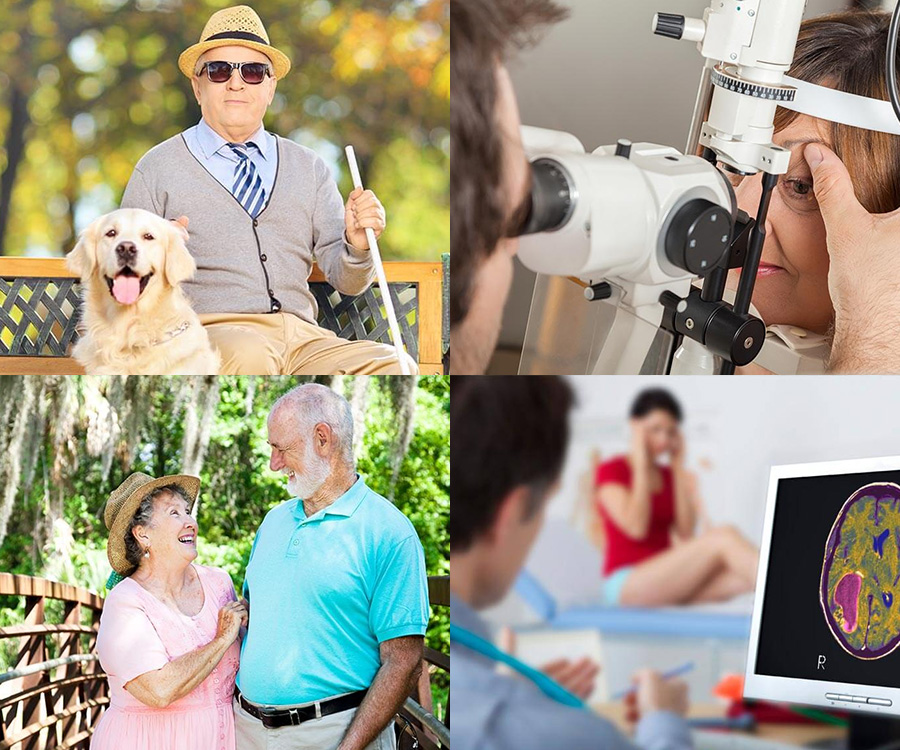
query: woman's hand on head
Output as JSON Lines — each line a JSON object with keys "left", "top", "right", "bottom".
{"left": 629, "top": 421, "right": 650, "bottom": 468}
{"left": 805, "top": 143, "right": 900, "bottom": 372}
{"left": 670, "top": 430, "right": 685, "bottom": 467}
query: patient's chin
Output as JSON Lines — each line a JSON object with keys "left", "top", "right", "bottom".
{"left": 103, "top": 269, "right": 154, "bottom": 306}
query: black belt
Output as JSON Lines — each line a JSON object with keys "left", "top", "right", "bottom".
{"left": 235, "top": 687, "right": 368, "bottom": 728}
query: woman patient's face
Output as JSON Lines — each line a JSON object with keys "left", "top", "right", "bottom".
{"left": 725, "top": 115, "right": 832, "bottom": 334}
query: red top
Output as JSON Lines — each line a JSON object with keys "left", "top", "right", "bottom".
{"left": 595, "top": 455, "right": 675, "bottom": 576}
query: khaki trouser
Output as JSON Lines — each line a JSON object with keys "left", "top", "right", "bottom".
{"left": 199, "top": 313, "right": 418, "bottom": 375}
{"left": 233, "top": 694, "right": 396, "bottom": 750}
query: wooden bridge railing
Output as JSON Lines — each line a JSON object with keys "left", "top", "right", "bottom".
{"left": 0, "top": 573, "right": 450, "bottom": 750}
{"left": 399, "top": 575, "right": 449, "bottom": 749}
{"left": 0, "top": 574, "right": 107, "bottom": 750}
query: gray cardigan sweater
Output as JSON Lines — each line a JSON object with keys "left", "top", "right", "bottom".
{"left": 120, "top": 134, "right": 375, "bottom": 322}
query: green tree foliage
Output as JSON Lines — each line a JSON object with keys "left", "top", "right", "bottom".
{"left": 0, "top": 374, "right": 449, "bottom": 711}
{"left": 0, "top": 0, "right": 449, "bottom": 260}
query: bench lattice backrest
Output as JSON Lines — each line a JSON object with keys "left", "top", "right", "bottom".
{"left": 0, "top": 259, "right": 445, "bottom": 370}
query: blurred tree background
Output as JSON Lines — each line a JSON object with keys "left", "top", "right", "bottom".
{"left": 0, "top": 374, "right": 449, "bottom": 717}
{"left": 0, "top": 0, "right": 449, "bottom": 260}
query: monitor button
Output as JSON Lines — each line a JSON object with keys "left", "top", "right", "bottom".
{"left": 851, "top": 696, "right": 868, "bottom": 703}
{"left": 868, "top": 698, "right": 892, "bottom": 707}
{"left": 825, "top": 693, "right": 841, "bottom": 701}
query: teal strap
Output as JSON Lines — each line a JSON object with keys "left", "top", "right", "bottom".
{"left": 450, "top": 623, "right": 586, "bottom": 709}
{"left": 106, "top": 570, "right": 126, "bottom": 591}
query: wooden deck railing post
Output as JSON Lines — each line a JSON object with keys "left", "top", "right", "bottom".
{"left": 18, "top": 593, "right": 47, "bottom": 750}
{"left": 87, "top": 607, "right": 105, "bottom": 731}
{"left": 57, "top": 599, "right": 81, "bottom": 746}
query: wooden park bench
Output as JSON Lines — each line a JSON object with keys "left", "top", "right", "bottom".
{"left": 0, "top": 257, "right": 448, "bottom": 375}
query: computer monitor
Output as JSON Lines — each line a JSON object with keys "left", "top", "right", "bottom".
{"left": 746, "top": 455, "right": 900, "bottom": 727}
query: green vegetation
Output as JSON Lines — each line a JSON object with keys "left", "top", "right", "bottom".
{"left": 0, "top": 375, "right": 449, "bottom": 715}
{"left": 0, "top": 0, "right": 449, "bottom": 260}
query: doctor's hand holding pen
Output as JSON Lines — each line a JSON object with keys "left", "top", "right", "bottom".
{"left": 625, "top": 669, "right": 690, "bottom": 722}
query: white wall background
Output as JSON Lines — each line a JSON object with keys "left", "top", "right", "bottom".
{"left": 497, "top": 0, "right": 848, "bottom": 356}
{"left": 551, "top": 375, "right": 900, "bottom": 542}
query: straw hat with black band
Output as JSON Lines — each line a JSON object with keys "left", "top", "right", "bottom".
{"left": 104, "top": 472, "right": 202, "bottom": 579}
{"left": 178, "top": 5, "right": 292, "bottom": 81}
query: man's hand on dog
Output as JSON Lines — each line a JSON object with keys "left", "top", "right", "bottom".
{"left": 345, "top": 188, "right": 386, "bottom": 250}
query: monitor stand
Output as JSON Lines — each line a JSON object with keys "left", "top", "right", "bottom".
{"left": 809, "top": 713, "right": 900, "bottom": 750}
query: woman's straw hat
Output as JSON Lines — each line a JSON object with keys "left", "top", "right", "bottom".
{"left": 178, "top": 5, "right": 291, "bottom": 80}
{"left": 105, "top": 472, "right": 201, "bottom": 576}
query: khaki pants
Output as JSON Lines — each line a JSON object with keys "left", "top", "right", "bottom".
{"left": 233, "top": 695, "right": 396, "bottom": 750}
{"left": 199, "top": 313, "right": 418, "bottom": 375}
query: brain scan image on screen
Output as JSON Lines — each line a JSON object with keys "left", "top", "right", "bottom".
{"left": 821, "top": 483, "right": 900, "bottom": 660}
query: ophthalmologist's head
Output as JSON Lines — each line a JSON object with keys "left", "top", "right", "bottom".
{"left": 449, "top": 0, "right": 567, "bottom": 375}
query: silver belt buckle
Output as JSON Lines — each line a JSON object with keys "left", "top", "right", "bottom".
{"left": 289, "top": 708, "right": 301, "bottom": 726}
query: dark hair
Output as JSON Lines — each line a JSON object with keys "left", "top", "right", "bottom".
{"left": 123, "top": 483, "right": 192, "bottom": 571}
{"left": 774, "top": 11, "right": 900, "bottom": 213}
{"left": 630, "top": 388, "right": 682, "bottom": 422}
{"left": 450, "top": 0, "right": 568, "bottom": 326}
{"left": 450, "top": 376, "right": 574, "bottom": 552}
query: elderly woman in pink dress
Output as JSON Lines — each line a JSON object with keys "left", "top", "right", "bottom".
{"left": 91, "top": 472, "right": 247, "bottom": 750}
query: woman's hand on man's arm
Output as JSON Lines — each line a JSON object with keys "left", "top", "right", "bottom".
{"left": 805, "top": 144, "right": 900, "bottom": 373}
{"left": 124, "top": 600, "right": 246, "bottom": 708}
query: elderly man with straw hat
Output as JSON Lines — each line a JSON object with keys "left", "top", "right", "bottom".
{"left": 120, "top": 5, "right": 416, "bottom": 376}
{"left": 92, "top": 472, "right": 248, "bottom": 750}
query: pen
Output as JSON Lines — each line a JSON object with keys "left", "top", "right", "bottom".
{"left": 611, "top": 661, "right": 695, "bottom": 701}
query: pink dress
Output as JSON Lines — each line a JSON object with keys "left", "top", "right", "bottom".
{"left": 91, "top": 564, "right": 241, "bottom": 750}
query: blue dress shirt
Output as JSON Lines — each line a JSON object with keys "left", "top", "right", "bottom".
{"left": 182, "top": 118, "right": 278, "bottom": 210}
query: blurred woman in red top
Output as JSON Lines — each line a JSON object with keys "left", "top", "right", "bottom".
{"left": 595, "top": 388, "right": 758, "bottom": 607}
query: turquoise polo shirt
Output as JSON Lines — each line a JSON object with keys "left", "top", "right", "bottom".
{"left": 236, "top": 476, "right": 430, "bottom": 705}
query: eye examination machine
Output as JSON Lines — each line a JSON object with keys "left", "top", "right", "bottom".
{"left": 514, "top": 0, "right": 900, "bottom": 375}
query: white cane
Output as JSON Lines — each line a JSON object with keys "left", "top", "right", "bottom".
{"left": 345, "top": 146, "right": 411, "bottom": 375}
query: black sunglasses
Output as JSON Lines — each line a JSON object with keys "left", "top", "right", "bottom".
{"left": 198, "top": 61, "right": 272, "bottom": 84}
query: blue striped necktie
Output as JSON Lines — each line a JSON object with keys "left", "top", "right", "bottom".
{"left": 229, "top": 142, "right": 267, "bottom": 217}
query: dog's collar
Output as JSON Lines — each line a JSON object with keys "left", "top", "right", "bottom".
{"left": 148, "top": 320, "right": 192, "bottom": 347}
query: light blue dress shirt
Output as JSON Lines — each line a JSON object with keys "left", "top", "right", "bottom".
{"left": 237, "top": 476, "right": 430, "bottom": 705}
{"left": 451, "top": 594, "right": 694, "bottom": 750}
{"left": 182, "top": 118, "right": 278, "bottom": 209}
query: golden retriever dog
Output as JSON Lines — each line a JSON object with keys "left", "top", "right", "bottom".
{"left": 66, "top": 208, "right": 220, "bottom": 374}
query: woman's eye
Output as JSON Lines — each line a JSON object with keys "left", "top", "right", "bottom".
{"left": 791, "top": 179, "right": 812, "bottom": 195}
{"left": 780, "top": 177, "right": 819, "bottom": 210}
{"left": 785, "top": 178, "right": 814, "bottom": 197}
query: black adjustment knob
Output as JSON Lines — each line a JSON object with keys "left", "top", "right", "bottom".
{"left": 584, "top": 282, "right": 612, "bottom": 301}
{"left": 706, "top": 309, "right": 766, "bottom": 367}
{"left": 654, "top": 12, "right": 685, "bottom": 40}
{"left": 615, "top": 139, "right": 632, "bottom": 159}
{"left": 665, "top": 199, "right": 731, "bottom": 277}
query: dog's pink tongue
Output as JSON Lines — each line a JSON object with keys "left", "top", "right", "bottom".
{"left": 112, "top": 275, "right": 140, "bottom": 305}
